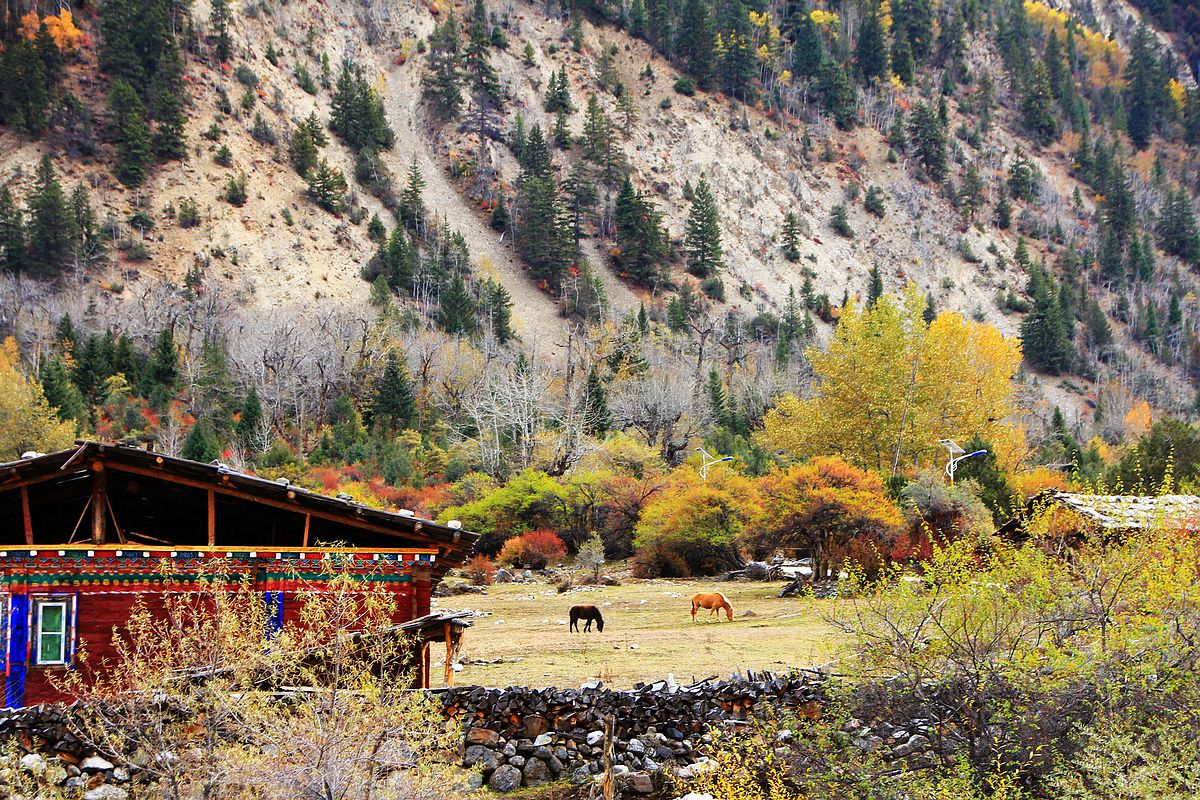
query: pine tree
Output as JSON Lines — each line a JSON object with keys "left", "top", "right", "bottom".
{"left": 646, "top": 0, "right": 670, "bottom": 52}
{"left": 519, "top": 124, "right": 552, "bottom": 181}
{"left": 463, "top": 0, "right": 501, "bottom": 105}
{"left": 26, "top": 155, "right": 76, "bottom": 276}
{"left": 1007, "top": 148, "right": 1037, "bottom": 201}
{"left": 1143, "top": 299, "right": 1161, "bottom": 354}
{"left": 629, "top": 0, "right": 646, "bottom": 37}
{"left": 1125, "top": 23, "right": 1159, "bottom": 151}
{"left": 481, "top": 278, "right": 515, "bottom": 343}
{"left": 516, "top": 175, "right": 570, "bottom": 288}
{"left": 109, "top": 79, "right": 153, "bottom": 187}
{"left": 684, "top": 179, "right": 722, "bottom": 277}
{"left": 306, "top": 159, "right": 348, "bottom": 213}
{"left": 422, "top": 14, "right": 464, "bottom": 118}
{"left": 1020, "top": 264, "right": 1073, "bottom": 374}
{"left": 151, "top": 86, "right": 187, "bottom": 160}
{"left": 717, "top": 0, "right": 756, "bottom": 99}
{"left": 1083, "top": 298, "right": 1113, "bottom": 350}
{"left": 676, "top": 0, "right": 715, "bottom": 88}
{"left": 544, "top": 66, "right": 573, "bottom": 113}
{"left": 1103, "top": 165, "right": 1137, "bottom": 243}
{"left": 613, "top": 176, "right": 668, "bottom": 286}
{"left": 288, "top": 124, "right": 320, "bottom": 177}
{"left": 237, "top": 385, "right": 264, "bottom": 448}
{"left": 40, "top": 357, "right": 86, "bottom": 424}
{"left": 490, "top": 197, "right": 511, "bottom": 233}
{"left": 400, "top": 154, "right": 427, "bottom": 230}
{"left": 898, "top": 0, "right": 934, "bottom": 63}
{"left": 961, "top": 163, "right": 985, "bottom": 220}
{"left": 183, "top": 419, "right": 221, "bottom": 462}
{"left": 439, "top": 272, "right": 478, "bottom": 334}
{"left": 1157, "top": 187, "right": 1200, "bottom": 263}
{"left": 819, "top": 61, "right": 856, "bottom": 130}
{"left": 855, "top": 4, "right": 889, "bottom": 84}
{"left": 781, "top": 211, "right": 801, "bottom": 261}
{"left": 211, "top": 0, "right": 232, "bottom": 62}
{"left": 907, "top": 101, "right": 946, "bottom": 181}
{"left": 0, "top": 39, "right": 51, "bottom": 133}
{"left": 372, "top": 353, "right": 417, "bottom": 430}
{"left": 792, "top": 11, "right": 824, "bottom": 78}
{"left": 890, "top": 34, "right": 914, "bottom": 85}
{"left": 705, "top": 368, "right": 729, "bottom": 426}
{"left": 1021, "top": 62, "right": 1059, "bottom": 146}
{"left": 142, "top": 327, "right": 180, "bottom": 404}
{"left": 552, "top": 108, "right": 572, "bottom": 148}
{"left": 0, "top": 188, "right": 26, "bottom": 274}
{"left": 866, "top": 264, "right": 883, "bottom": 306}
{"left": 581, "top": 368, "right": 613, "bottom": 434}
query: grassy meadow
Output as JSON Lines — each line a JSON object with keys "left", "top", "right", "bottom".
{"left": 431, "top": 578, "right": 843, "bottom": 688}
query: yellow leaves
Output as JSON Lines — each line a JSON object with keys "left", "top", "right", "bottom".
{"left": 755, "top": 286, "right": 1024, "bottom": 476}
{"left": 0, "top": 337, "right": 77, "bottom": 458}
{"left": 810, "top": 9, "right": 839, "bottom": 28}
{"left": 890, "top": 74, "right": 905, "bottom": 90}
{"left": 18, "top": 9, "right": 83, "bottom": 51}
{"left": 1168, "top": 78, "right": 1186, "bottom": 113}
{"left": 756, "top": 43, "right": 771, "bottom": 62}
{"left": 748, "top": 9, "right": 770, "bottom": 27}
{"left": 1124, "top": 400, "right": 1152, "bottom": 437}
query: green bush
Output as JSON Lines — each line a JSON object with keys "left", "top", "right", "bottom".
{"left": 673, "top": 76, "right": 696, "bottom": 96}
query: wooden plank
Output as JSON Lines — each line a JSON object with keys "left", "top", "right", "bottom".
{"left": 90, "top": 463, "right": 106, "bottom": 545}
{"left": 20, "top": 485, "right": 33, "bottom": 545}
{"left": 444, "top": 622, "right": 453, "bottom": 688}
{"left": 207, "top": 489, "right": 216, "bottom": 546}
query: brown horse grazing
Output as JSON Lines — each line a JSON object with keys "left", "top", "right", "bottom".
{"left": 691, "top": 592, "right": 734, "bottom": 622}
{"left": 569, "top": 605, "right": 605, "bottom": 633}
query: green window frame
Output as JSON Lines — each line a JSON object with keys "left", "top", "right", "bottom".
{"left": 34, "top": 599, "right": 69, "bottom": 666}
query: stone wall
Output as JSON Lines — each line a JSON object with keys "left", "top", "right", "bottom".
{"left": 442, "top": 671, "right": 827, "bottom": 793}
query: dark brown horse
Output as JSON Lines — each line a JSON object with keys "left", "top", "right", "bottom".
{"left": 569, "top": 605, "right": 605, "bottom": 633}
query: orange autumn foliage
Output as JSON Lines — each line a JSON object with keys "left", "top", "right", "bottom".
{"left": 19, "top": 9, "right": 83, "bottom": 51}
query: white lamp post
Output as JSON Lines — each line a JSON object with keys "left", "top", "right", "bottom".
{"left": 697, "top": 447, "right": 733, "bottom": 481}
{"left": 939, "top": 439, "right": 987, "bottom": 483}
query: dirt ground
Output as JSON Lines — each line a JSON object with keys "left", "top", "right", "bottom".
{"left": 430, "top": 577, "right": 843, "bottom": 688}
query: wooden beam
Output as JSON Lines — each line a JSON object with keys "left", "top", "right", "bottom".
{"left": 105, "top": 494, "right": 126, "bottom": 544}
{"left": 302, "top": 513, "right": 310, "bottom": 548}
{"left": 90, "top": 462, "right": 106, "bottom": 545}
{"left": 207, "top": 489, "right": 216, "bottom": 546}
{"left": 19, "top": 485, "right": 33, "bottom": 545}
{"left": 443, "top": 622, "right": 455, "bottom": 688}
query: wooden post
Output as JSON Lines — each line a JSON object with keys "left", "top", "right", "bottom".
{"left": 602, "top": 715, "right": 615, "bottom": 800}
{"left": 302, "top": 513, "right": 311, "bottom": 548}
{"left": 443, "top": 622, "right": 454, "bottom": 687}
{"left": 90, "top": 462, "right": 106, "bottom": 545}
{"left": 207, "top": 489, "right": 216, "bottom": 546}
{"left": 20, "top": 485, "right": 33, "bottom": 545}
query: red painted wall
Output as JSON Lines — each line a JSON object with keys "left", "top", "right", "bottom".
{"left": 15, "top": 577, "right": 433, "bottom": 706}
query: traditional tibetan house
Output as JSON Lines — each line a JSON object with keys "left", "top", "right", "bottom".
{"left": 997, "top": 490, "right": 1200, "bottom": 543}
{"left": 0, "top": 442, "right": 479, "bottom": 708}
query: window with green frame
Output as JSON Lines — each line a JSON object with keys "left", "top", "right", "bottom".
{"left": 34, "top": 599, "right": 69, "bottom": 666}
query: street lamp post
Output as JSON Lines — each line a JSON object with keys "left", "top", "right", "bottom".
{"left": 939, "top": 439, "right": 987, "bottom": 483}
{"left": 697, "top": 448, "right": 733, "bottom": 481}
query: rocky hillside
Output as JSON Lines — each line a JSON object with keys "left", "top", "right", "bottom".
{"left": 2, "top": 0, "right": 1200, "bottom": 428}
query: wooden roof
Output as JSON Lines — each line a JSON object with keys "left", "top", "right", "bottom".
{"left": 998, "top": 490, "right": 1200, "bottom": 541}
{"left": 0, "top": 442, "right": 479, "bottom": 580}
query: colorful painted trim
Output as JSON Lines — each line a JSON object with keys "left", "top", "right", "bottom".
{"left": 0, "top": 549, "right": 435, "bottom": 593}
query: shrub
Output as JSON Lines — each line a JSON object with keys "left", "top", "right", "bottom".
{"left": 178, "top": 198, "right": 200, "bottom": 228}
{"left": 701, "top": 276, "right": 725, "bottom": 301}
{"left": 214, "top": 144, "right": 233, "bottom": 167}
{"left": 464, "top": 554, "right": 496, "bottom": 585}
{"left": 497, "top": 529, "right": 568, "bottom": 569}
{"left": 234, "top": 64, "right": 259, "bottom": 88}
{"left": 673, "top": 76, "right": 696, "bottom": 96}
{"left": 864, "top": 185, "right": 886, "bottom": 217}
{"left": 221, "top": 173, "right": 248, "bottom": 207}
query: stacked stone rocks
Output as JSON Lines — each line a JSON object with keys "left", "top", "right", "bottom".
{"left": 444, "top": 671, "right": 827, "bottom": 793}
{"left": 0, "top": 706, "right": 134, "bottom": 799}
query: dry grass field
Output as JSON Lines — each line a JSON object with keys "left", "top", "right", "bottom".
{"left": 430, "top": 578, "right": 844, "bottom": 689}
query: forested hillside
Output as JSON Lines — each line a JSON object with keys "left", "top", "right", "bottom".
{"left": 3, "top": 0, "right": 1200, "bottom": 544}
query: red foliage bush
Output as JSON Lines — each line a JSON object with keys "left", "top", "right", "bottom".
{"left": 464, "top": 554, "right": 497, "bottom": 586}
{"left": 497, "top": 529, "right": 567, "bottom": 569}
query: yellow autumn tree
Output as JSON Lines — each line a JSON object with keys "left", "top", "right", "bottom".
{"left": 756, "top": 285, "right": 1024, "bottom": 476}
{"left": 0, "top": 338, "right": 76, "bottom": 459}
